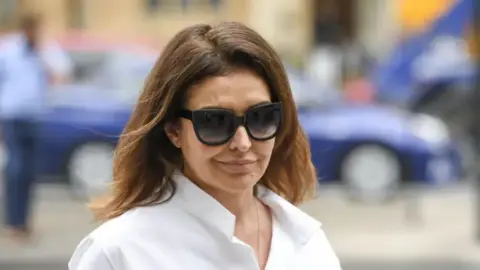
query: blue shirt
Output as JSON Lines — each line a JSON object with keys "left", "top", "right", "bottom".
{"left": 0, "top": 34, "right": 71, "bottom": 120}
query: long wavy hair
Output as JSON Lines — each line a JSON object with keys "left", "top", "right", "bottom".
{"left": 91, "top": 22, "right": 317, "bottom": 221}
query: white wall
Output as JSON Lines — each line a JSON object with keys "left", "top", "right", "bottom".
{"left": 356, "top": 0, "right": 401, "bottom": 60}
{"left": 247, "top": 0, "right": 311, "bottom": 57}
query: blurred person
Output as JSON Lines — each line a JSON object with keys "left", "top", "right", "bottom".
{"left": 0, "top": 13, "right": 72, "bottom": 242}
{"left": 69, "top": 22, "right": 341, "bottom": 270}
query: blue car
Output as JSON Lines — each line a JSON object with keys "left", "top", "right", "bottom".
{"left": 290, "top": 70, "right": 462, "bottom": 201}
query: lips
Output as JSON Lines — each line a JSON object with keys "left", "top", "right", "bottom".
{"left": 218, "top": 160, "right": 256, "bottom": 165}
{"left": 216, "top": 159, "right": 256, "bottom": 174}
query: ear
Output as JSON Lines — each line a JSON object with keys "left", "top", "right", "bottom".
{"left": 164, "top": 121, "right": 182, "bottom": 148}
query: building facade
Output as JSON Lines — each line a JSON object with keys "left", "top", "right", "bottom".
{"left": 3, "top": 0, "right": 407, "bottom": 60}
{"left": 3, "top": 0, "right": 312, "bottom": 58}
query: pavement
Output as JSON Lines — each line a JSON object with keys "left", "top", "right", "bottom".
{"left": 0, "top": 183, "right": 480, "bottom": 270}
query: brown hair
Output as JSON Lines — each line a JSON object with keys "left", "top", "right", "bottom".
{"left": 91, "top": 22, "right": 317, "bottom": 221}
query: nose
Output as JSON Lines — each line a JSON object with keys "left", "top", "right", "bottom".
{"left": 229, "top": 126, "right": 252, "bottom": 152}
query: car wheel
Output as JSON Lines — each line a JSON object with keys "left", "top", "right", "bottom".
{"left": 67, "top": 142, "right": 115, "bottom": 201}
{"left": 458, "top": 135, "right": 477, "bottom": 176}
{"left": 340, "top": 144, "right": 402, "bottom": 203}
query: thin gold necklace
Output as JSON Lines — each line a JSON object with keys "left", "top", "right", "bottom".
{"left": 254, "top": 199, "right": 261, "bottom": 265}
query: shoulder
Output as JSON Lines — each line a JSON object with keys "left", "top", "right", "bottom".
{"left": 0, "top": 34, "right": 21, "bottom": 54}
{"left": 85, "top": 202, "right": 188, "bottom": 243}
{"left": 303, "top": 229, "right": 341, "bottom": 268}
{"left": 68, "top": 232, "right": 115, "bottom": 270}
{"left": 260, "top": 188, "right": 342, "bottom": 269}
{"left": 276, "top": 198, "right": 341, "bottom": 268}
{"left": 259, "top": 187, "right": 321, "bottom": 240}
{"left": 286, "top": 227, "right": 342, "bottom": 270}
{"left": 69, "top": 203, "right": 190, "bottom": 269}
{"left": 0, "top": 34, "right": 19, "bottom": 45}
{"left": 68, "top": 213, "right": 134, "bottom": 270}
{"left": 298, "top": 229, "right": 342, "bottom": 270}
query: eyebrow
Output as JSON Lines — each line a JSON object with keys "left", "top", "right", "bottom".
{"left": 199, "top": 101, "right": 272, "bottom": 111}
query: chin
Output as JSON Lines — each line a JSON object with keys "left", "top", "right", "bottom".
{"left": 214, "top": 170, "right": 261, "bottom": 192}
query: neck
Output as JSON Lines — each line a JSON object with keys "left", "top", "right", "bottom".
{"left": 183, "top": 171, "right": 257, "bottom": 222}
{"left": 208, "top": 186, "right": 257, "bottom": 222}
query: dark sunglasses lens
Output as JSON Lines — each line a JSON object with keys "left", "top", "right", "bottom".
{"left": 246, "top": 105, "right": 281, "bottom": 139}
{"left": 192, "top": 110, "right": 234, "bottom": 144}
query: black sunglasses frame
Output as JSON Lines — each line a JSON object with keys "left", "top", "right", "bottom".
{"left": 178, "top": 102, "right": 283, "bottom": 146}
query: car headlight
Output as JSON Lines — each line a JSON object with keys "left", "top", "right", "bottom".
{"left": 410, "top": 113, "right": 450, "bottom": 145}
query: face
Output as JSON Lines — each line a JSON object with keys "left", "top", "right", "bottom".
{"left": 166, "top": 69, "right": 278, "bottom": 194}
{"left": 24, "top": 25, "right": 41, "bottom": 49}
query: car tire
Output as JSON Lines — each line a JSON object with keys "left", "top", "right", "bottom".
{"left": 67, "top": 142, "right": 115, "bottom": 201}
{"left": 458, "top": 135, "right": 477, "bottom": 177}
{"left": 340, "top": 144, "right": 402, "bottom": 203}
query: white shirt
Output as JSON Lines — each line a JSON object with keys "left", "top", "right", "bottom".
{"left": 69, "top": 172, "right": 342, "bottom": 270}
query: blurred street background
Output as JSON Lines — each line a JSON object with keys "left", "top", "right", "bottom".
{"left": 0, "top": 0, "right": 479, "bottom": 269}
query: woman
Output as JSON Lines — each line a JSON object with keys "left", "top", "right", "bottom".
{"left": 69, "top": 22, "right": 341, "bottom": 270}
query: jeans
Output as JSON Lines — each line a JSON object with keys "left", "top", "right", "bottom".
{"left": 2, "top": 119, "right": 38, "bottom": 228}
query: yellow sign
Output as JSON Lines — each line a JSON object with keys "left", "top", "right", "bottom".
{"left": 396, "top": 0, "right": 454, "bottom": 32}
{"left": 397, "top": 0, "right": 476, "bottom": 58}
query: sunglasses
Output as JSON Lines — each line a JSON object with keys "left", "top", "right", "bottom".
{"left": 177, "top": 102, "right": 282, "bottom": 146}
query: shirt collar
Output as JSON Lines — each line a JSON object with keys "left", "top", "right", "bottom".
{"left": 170, "top": 171, "right": 321, "bottom": 246}
{"left": 171, "top": 171, "right": 236, "bottom": 237}
{"left": 257, "top": 186, "right": 322, "bottom": 245}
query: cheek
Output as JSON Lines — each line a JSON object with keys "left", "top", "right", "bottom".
{"left": 252, "top": 139, "right": 276, "bottom": 169}
{"left": 263, "top": 141, "right": 276, "bottom": 171}
{"left": 256, "top": 138, "right": 275, "bottom": 158}
{"left": 178, "top": 121, "right": 198, "bottom": 147}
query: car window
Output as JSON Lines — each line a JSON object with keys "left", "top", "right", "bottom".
{"left": 68, "top": 51, "right": 109, "bottom": 85}
{"left": 106, "top": 50, "right": 156, "bottom": 103}
{"left": 64, "top": 49, "right": 156, "bottom": 103}
{"left": 287, "top": 69, "right": 340, "bottom": 108}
